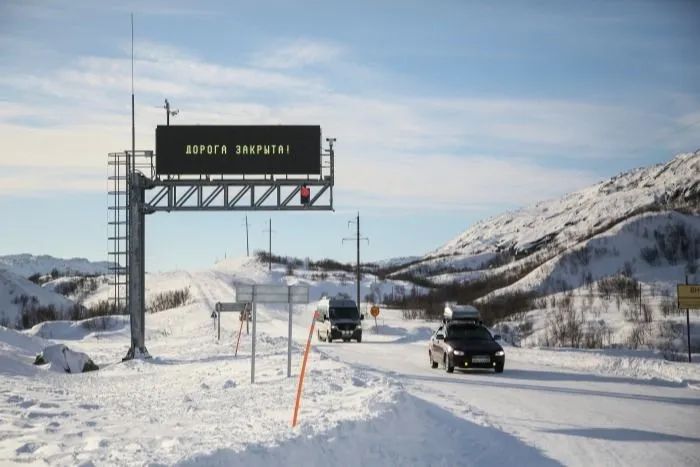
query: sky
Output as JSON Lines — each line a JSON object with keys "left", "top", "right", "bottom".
{"left": 1, "top": 0, "right": 699, "bottom": 272}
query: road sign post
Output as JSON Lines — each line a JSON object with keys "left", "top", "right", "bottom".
{"left": 234, "top": 283, "right": 310, "bottom": 383}
{"left": 370, "top": 305, "right": 380, "bottom": 334}
{"left": 213, "top": 301, "right": 248, "bottom": 343}
{"left": 678, "top": 280, "right": 700, "bottom": 363}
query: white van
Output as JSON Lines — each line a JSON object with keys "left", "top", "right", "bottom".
{"left": 315, "top": 296, "right": 363, "bottom": 343}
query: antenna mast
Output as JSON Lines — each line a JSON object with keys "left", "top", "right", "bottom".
{"left": 130, "top": 13, "right": 135, "bottom": 171}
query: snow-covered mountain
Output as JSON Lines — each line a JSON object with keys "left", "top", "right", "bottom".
{"left": 390, "top": 151, "right": 700, "bottom": 279}
{"left": 0, "top": 254, "right": 112, "bottom": 278}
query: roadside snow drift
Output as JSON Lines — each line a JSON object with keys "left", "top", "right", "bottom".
{"left": 171, "top": 391, "right": 561, "bottom": 467}
{"left": 33, "top": 343, "right": 99, "bottom": 373}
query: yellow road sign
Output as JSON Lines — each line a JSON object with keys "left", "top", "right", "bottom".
{"left": 677, "top": 284, "right": 700, "bottom": 309}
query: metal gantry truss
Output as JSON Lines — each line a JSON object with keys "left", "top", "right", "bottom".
{"left": 107, "top": 142, "right": 335, "bottom": 361}
{"left": 144, "top": 178, "right": 333, "bottom": 212}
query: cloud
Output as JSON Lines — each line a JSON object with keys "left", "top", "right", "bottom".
{"left": 0, "top": 166, "right": 107, "bottom": 196}
{"left": 250, "top": 38, "right": 346, "bottom": 70}
{"left": 1, "top": 37, "right": 697, "bottom": 210}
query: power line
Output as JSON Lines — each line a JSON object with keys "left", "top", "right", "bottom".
{"left": 263, "top": 218, "right": 276, "bottom": 271}
{"left": 627, "top": 116, "right": 700, "bottom": 157}
{"left": 343, "top": 212, "right": 369, "bottom": 310}
{"left": 242, "top": 215, "right": 250, "bottom": 256}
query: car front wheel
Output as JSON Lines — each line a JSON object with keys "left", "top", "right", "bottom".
{"left": 444, "top": 355, "right": 454, "bottom": 373}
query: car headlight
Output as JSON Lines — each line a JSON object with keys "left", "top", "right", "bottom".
{"left": 453, "top": 350, "right": 464, "bottom": 356}
{"left": 495, "top": 350, "right": 505, "bottom": 357}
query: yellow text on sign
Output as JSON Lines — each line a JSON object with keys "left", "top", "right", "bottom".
{"left": 677, "top": 284, "right": 700, "bottom": 309}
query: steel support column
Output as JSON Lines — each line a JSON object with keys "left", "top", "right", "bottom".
{"left": 123, "top": 172, "right": 150, "bottom": 361}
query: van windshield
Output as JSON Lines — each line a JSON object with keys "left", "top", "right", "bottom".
{"left": 329, "top": 306, "right": 359, "bottom": 320}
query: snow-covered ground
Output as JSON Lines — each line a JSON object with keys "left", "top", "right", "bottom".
{"left": 2, "top": 259, "right": 700, "bottom": 466}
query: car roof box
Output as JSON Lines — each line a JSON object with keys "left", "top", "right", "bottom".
{"left": 443, "top": 302, "right": 482, "bottom": 322}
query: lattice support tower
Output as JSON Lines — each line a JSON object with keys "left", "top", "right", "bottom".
{"left": 107, "top": 151, "right": 130, "bottom": 312}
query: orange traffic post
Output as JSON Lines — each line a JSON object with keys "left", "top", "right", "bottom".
{"left": 234, "top": 306, "right": 247, "bottom": 357}
{"left": 292, "top": 310, "right": 318, "bottom": 428}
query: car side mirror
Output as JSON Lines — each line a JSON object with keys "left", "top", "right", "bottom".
{"left": 360, "top": 315, "right": 364, "bottom": 320}
{"left": 493, "top": 334, "right": 501, "bottom": 341}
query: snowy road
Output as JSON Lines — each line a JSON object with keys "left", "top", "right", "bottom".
{"left": 316, "top": 332, "right": 700, "bottom": 467}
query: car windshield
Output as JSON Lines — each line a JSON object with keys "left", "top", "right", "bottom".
{"left": 446, "top": 326, "right": 492, "bottom": 341}
{"left": 329, "top": 306, "right": 359, "bottom": 320}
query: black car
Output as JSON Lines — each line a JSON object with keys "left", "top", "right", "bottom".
{"left": 428, "top": 321, "right": 505, "bottom": 373}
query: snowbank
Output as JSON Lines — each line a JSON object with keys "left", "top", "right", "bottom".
{"left": 0, "top": 326, "right": 49, "bottom": 377}
{"left": 0, "top": 329, "right": 398, "bottom": 466}
{"left": 34, "top": 343, "right": 99, "bottom": 373}
{"left": 171, "top": 391, "right": 561, "bottom": 467}
{"left": 506, "top": 346, "right": 700, "bottom": 389}
{"left": 25, "top": 316, "right": 129, "bottom": 341}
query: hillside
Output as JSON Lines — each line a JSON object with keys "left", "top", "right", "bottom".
{"left": 485, "top": 211, "right": 700, "bottom": 298}
{"left": 0, "top": 253, "right": 112, "bottom": 278}
{"left": 390, "top": 151, "right": 700, "bottom": 279}
{"left": 0, "top": 268, "right": 79, "bottom": 329}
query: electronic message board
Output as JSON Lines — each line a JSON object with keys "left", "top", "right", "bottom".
{"left": 155, "top": 125, "right": 322, "bottom": 175}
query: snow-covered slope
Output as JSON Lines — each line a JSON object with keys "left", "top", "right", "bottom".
{"left": 0, "top": 269, "right": 78, "bottom": 328}
{"left": 0, "top": 253, "right": 112, "bottom": 277}
{"left": 393, "top": 151, "right": 699, "bottom": 278}
{"left": 368, "top": 256, "right": 422, "bottom": 269}
{"left": 486, "top": 211, "right": 700, "bottom": 298}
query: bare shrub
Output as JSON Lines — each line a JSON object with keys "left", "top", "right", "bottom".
{"left": 67, "top": 300, "right": 124, "bottom": 321}
{"left": 581, "top": 320, "right": 608, "bottom": 349}
{"left": 659, "top": 295, "right": 677, "bottom": 317}
{"left": 626, "top": 324, "right": 650, "bottom": 349}
{"left": 12, "top": 294, "right": 62, "bottom": 329}
{"left": 401, "top": 308, "right": 423, "bottom": 320}
{"left": 548, "top": 292, "right": 584, "bottom": 347}
{"left": 81, "top": 315, "right": 121, "bottom": 332}
{"left": 147, "top": 287, "right": 191, "bottom": 313}
{"left": 641, "top": 302, "right": 654, "bottom": 323}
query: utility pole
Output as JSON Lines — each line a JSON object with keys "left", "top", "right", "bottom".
{"left": 242, "top": 215, "right": 250, "bottom": 256}
{"left": 343, "top": 212, "right": 369, "bottom": 310}
{"left": 263, "top": 218, "right": 275, "bottom": 271}
{"left": 163, "top": 98, "right": 179, "bottom": 126}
